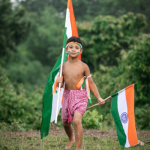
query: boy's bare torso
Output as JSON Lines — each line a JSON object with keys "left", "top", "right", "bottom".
{"left": 62, "top": 59, "right": 88, "bottom": 90}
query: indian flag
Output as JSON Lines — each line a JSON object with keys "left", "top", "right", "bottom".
{"left": 40, "top": 0, "right": 80, "bottom": 139}
{"left": 111, "top": 84, "right": 138, "bottom": 147}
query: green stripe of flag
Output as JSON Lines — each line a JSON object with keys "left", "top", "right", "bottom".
{"left": 40, "top": 30, "right": 68, "bottom": 139}
{"left": 63, "top": 27, "right": 67, "bottom": 48}
{"left": 111, "top": 93, "right": 126, "bottom": 147}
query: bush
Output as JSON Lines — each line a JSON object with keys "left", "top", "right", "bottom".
{"left": 0, "top": 66, "right": 43, "bottom": 131}
{"left": 135, "top": 104, "right": 150, "bottom": 130}
{"left": 82, "top": 109, "right": 103, "bottom": 129}
{"left": 78, "top": 13, "right": 147, "bottom": 70}
{"left": 90, "top": 34, "right": 150, "bottom": 129}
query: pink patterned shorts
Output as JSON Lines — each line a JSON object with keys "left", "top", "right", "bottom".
{"left": 61, "top": 89, "right": 88, "bottom": 123}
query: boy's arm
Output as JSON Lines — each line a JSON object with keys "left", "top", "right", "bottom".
{"left": 84, "top": 64, "right": 105, "bottom": 105}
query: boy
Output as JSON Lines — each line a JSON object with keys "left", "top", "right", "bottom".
{"left": 57, "top": 36, "right": 105, "bottom": 150}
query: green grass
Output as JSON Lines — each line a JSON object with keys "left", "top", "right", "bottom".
{"left": 0, "top": 131, "right": 149, "bottom": 150}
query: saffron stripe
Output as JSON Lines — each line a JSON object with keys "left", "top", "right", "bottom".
{"left": 125, "top": 84, "right": 138, "bottom": 146}
{"left": 68, "top": 0, "right": 78, "bottom": 37}
{"left": 68, "top": 0, "right": 81, "bottom": 60}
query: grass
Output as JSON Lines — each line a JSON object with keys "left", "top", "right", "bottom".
{"left": 0, "top": 130, "right": 149, "bottom": 150}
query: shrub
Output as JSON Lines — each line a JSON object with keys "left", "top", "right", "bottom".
{"left": 82, "top": 109, "right": 103, "bottom": 129}
{"left": 0, "top": 66, "right": 43, "bottom": 131}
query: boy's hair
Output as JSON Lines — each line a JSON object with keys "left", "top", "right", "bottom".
{"left": 66, "top": 36, "right": 83, "bottom": 47}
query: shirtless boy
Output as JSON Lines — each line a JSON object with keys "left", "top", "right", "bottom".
{"left": 57, "top": 36, "right": 105, "bottom": 150}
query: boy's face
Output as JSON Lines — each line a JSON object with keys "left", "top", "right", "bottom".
{"left": 66, "top": 43, "right": 83, "bottom": 58}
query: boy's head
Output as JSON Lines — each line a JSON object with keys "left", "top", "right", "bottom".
{"left": 66, "top": 36, "right": 83, "bottom": 57}
{"left": 66, "top": 36, "right": 83, "bottom": 49}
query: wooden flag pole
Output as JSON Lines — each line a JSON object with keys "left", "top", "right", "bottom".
{"left": 55, "top": 48, "right": 65, "bottom": 124}
{"left": 86, "top": 96, "right": 111, "bottom": 110}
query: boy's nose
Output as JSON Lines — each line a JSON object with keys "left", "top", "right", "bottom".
{"left": 72, "top": 48, "right": 76, "bottom": 51}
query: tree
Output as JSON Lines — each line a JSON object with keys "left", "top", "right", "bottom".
{"left": 99, "top": 0, "right": 150, "bottom": 32}
{"left": 0, "top": 66, "right": 43, "bottom": 130}
{"left": 78, "top": 13, "right": 147, "bottom": 71}
{"left": 90, "top": 34, "right": 150, "bottom": 129}
{"left": 20, "top": 0, "right": 102, "bottom": 21}
{"left": 0, "top": 0, "right": 30, "bottom": 66}
{"left": 22, "top": 7, "right": 64, "bottom": 66}
{"left": 20, "top": 0, "right": 150, "bottom": 32}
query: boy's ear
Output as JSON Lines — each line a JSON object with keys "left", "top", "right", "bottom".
{"left": 80, "top": 49, "right": 83, "bottom": 54}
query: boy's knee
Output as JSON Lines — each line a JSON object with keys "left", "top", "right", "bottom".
{"left": 73, "top": 119, "right": 81, "bottom": 127}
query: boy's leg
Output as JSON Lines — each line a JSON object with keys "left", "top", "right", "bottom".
{"left": 63, "top": 121, "right": 75, "bottom": 149}
{"left": 73, "top": 112, "right": 83, "bottom": 150}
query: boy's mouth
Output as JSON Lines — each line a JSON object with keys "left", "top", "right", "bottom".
{"left": 71, "top": 53, "right": 76, "bottom": 55}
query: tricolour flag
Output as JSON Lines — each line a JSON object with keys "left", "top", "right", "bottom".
{"left": 111, "top": 84, "right": 138, "bottom": 147}
{"left": 40, "top": 0, "right": 80, "bottom": 139}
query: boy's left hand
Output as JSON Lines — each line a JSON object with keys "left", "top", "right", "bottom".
{"left": 98, "top": 98, "right": 105, "bottom": 105}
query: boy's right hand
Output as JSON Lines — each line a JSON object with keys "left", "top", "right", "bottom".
{"left": 57, "top": 77, "right": 63, "bottom": 84}
{"left": 98, "top": 97, "right": 105, "bottom": 105}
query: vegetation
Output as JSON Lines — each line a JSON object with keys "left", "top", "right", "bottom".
{"left": 0, "top": 66, "right": 43, "bottom": 131}
{"left": 20, "top": 0, "right": 150, "bottom": 32}
{"left": 0, "top": 0, "right": 30, "bottom": 67}
{"left": 0, "top": 0, "right": 150, "bottom": 134}
{"left": 0, "top": 131, "right": 150, "bottom": 150}
{"left": 79, "top": 13, "right": 147, "bottom": 69}
{"left": 82, "top": 109, "right": 103, "bottom": 129}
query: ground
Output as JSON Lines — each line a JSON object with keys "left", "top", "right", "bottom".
{"left": 0, "top": 128, "right": 150, "bottom": 150}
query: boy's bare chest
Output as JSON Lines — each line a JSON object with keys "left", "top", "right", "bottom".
{"left": 63, "top": 64, "right": 85, "bottom": 79}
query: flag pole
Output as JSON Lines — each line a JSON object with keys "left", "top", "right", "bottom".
{"left": 86, "top": 96, "right": 111, "bottom": 110}
{"left": 55, "top": 28, "right": 67, "bottom": 124}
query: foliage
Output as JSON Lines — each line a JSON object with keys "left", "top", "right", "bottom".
{"left": 22, "top": 7, "right": 64, "bottom": 66}
{"left": 128, "top": 34, "right": 150, "bottom": 106}
{"left": 20, "top": 0, "right": 150, "bottom": 32}
{"left": 0, "top": 2, "right": 60, "bottom": 89}
{"left": 82, "top": 109, "right": 103, "bottom": 129}
{"left": 20, "top": 0, "right": 104, "bottom": 21}
{"left": 6, "top": 58, "right": 48, "bottom": 90}
{"left": 0, "top": 0, "right": 30, "bottom": 66}
{"left": 99, "top": 0, "right": 150, "bottom": 33}
{"left": 78, "top": 13, "right": 147, "bottom": 70}
{"left": 135, "top": 104, "right": 150, "bottom": 130}
{"left": 0, "top": 121, "right": 26, "bottom": 132}
{"left": 4, "top": 6, "right": 65, "bottom": 89}
{"left": 0, "top": 66, "right": 43, "bottom": 131}
{"left": 1, "top": 0, "right": 150, "bottom": 131}
{"left": 91, "top": 34, "right": 150, "bottom": 129}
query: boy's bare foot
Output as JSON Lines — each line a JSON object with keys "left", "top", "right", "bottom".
{"left": 65, "top": 138, "right": 75, "bottom": 149}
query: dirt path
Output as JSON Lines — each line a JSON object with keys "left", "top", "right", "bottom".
{"left": 6, "top": 128, "right": 150, "bottom": 139}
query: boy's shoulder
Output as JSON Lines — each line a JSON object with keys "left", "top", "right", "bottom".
{"left": 80, "top": 61, "right": 89, "bottom": 69}
{"left": 78, "top": 61, "right": 89, "bottom": 72}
